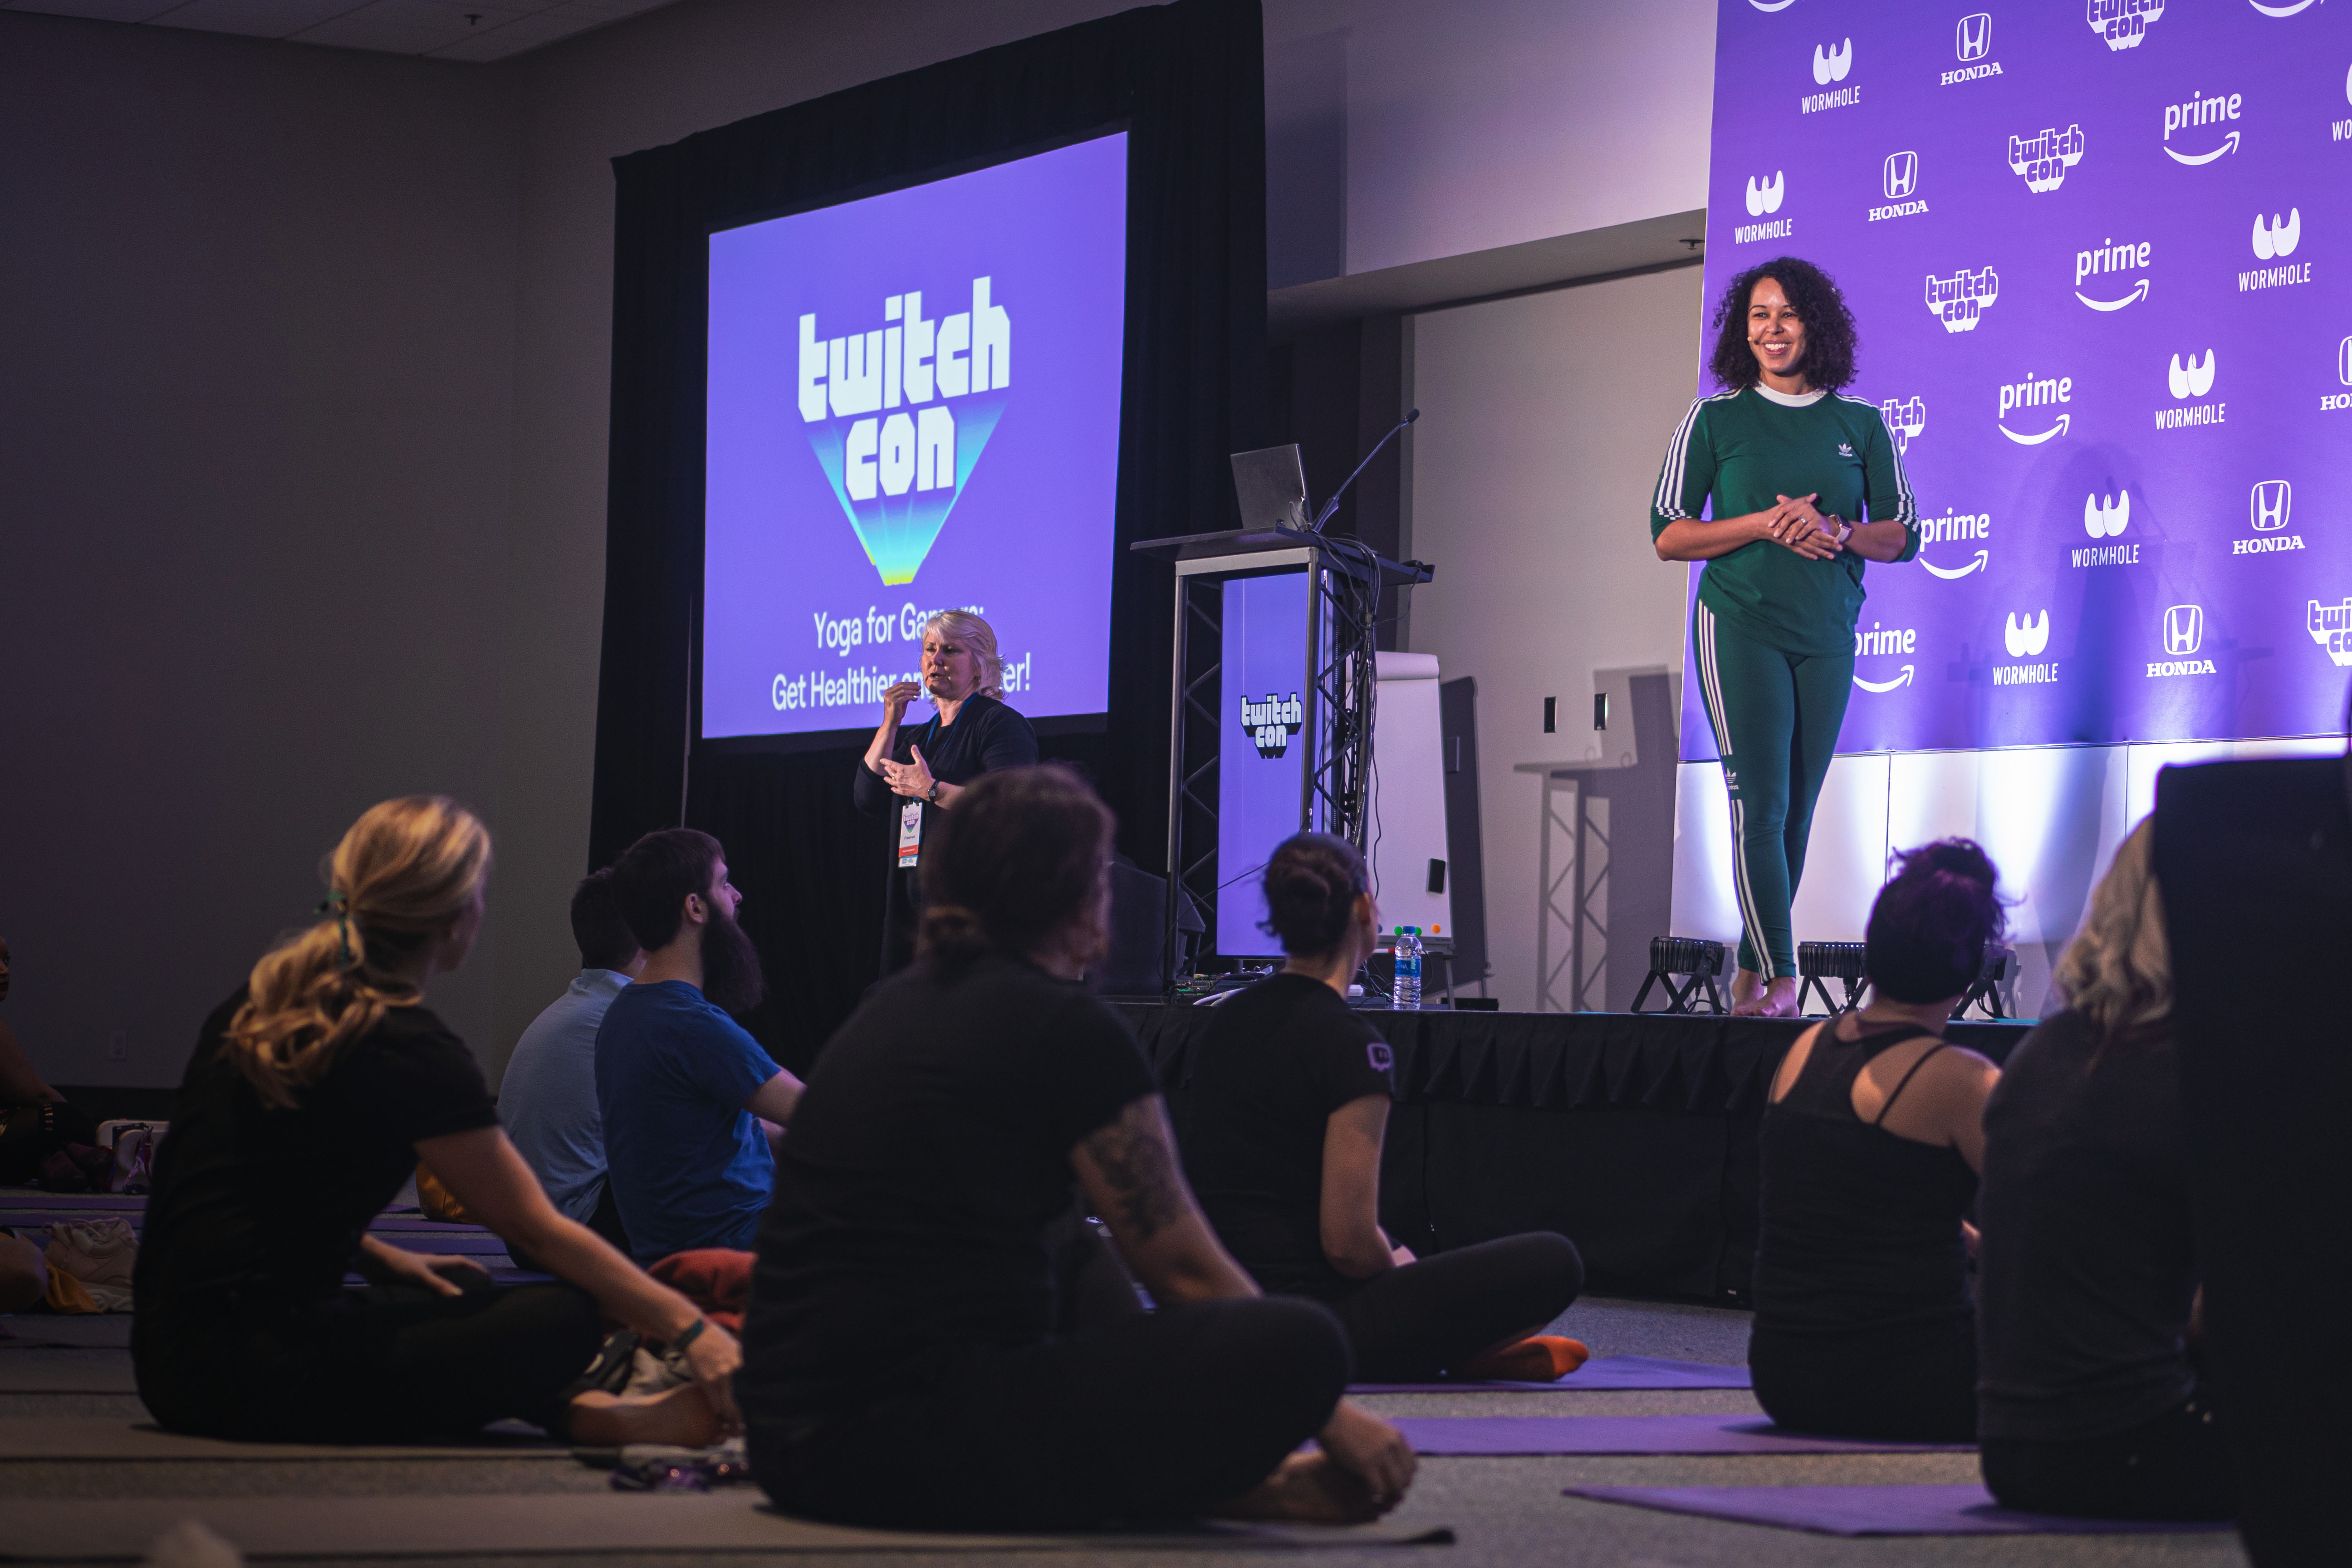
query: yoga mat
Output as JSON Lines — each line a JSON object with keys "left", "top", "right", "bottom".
{"left": 0, "top": 1315, "right": 132, "bottom": 1348}
{"left": 0, "top": 1193, "right": 146, "bottom": 1211}
{"left": 1352, "top": 1353, "right": 1752, "bottom": 1394}
{"left": 1392, "top": 1414, "right": 1972, "bottom": 1455}
{"left": 0, "top": 1493, "right": 1454, "bottom": 1560}
{"left": 0, "top": 1356, "right": 139, "bottom": 1392}
{"left": 1562, "top": 1484, "right": 2235, "bottom": 1537}
{"left": 0, "top": 1418, "right": 569, "bottom": 1461}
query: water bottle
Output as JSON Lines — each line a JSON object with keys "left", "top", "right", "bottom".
{"left": 1392, "top": 926, "right": 1423, "bottom": 1010}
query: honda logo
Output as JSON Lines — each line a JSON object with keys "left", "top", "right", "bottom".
{"left": 1956, "top": 13, "right": 1992, "bottom": 61}
{"left": 2252, "top": 480, "right": 2293, "bottom": 533}
{"left": 1883, "top": 151, "right": 1920, "bottom": 201}
{"left": 2338, "top": 335, "right": 2352, "bottom": 387}
{"left": 2164, "top": 605, "right": 2205, "bottom": 657}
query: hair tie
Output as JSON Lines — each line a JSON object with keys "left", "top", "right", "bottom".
{"left": 316, "top": 892, "right": 353, "bottom": 970}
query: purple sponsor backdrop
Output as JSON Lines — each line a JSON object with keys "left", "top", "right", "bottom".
{"left": 703, "top": 132, "right": 1128, "bottom": 739}
{"left": 1684, "top": 1, "right": 2352, "bottom": 762}
{"left": 1217, "top": 572, "right": 1312, "bottom": 956}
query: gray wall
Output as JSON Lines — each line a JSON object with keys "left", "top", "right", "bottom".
{"left": 0, "top": 14, "right": 521, "bottom": 1086}
{"left": 1406, "top": 265, "right": 1705, "bottom": 1013}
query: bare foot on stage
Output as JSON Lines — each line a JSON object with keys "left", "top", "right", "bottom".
{"left": 566, "top": 1383, "right": 724, "bottom": 1449}
{"left": 1729, "top": 967, "right": 1763, "bottom": 1011}
{"left": 1210, "top": 1452, "right": 1391, "bottom": 1525}
{"left": 1730, "top": 976, "right": 1801, "bottom": 1018}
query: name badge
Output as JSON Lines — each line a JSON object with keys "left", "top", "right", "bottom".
{"left": 897, "top": 798, "right": 923, "bottom": 869}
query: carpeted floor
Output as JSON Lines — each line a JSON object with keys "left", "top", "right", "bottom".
{"left": 0, "top": 1295, "right": 2249, "bottom": 1568}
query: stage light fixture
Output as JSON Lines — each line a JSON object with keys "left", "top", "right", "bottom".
{"left": 1796, "top": 941, "right": 1868, "bottom": 1016}
{"left": 1632, "top": 936, "right": 1727, "bottom": 1014}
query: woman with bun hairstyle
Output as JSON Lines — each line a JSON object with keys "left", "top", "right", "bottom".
{"left": 855, "top": 609, "right": 1038, "bottom": 976}
{"left": 1748, "top": 838, "right": 2004, "bottom": 1441}
{"left": 134, "top": 797, "right": 742, "bottom": 1446}
{"left": 742, "top": 770, "right": 1416, "bottom": 1528}
{"left": 1175, "top": 833, "right": 1587, "bottom": 1382}
{"left": 1652, "top": 257, "right": 1920, "bottom": 1017}
{"left": 1974, "top": 822, "right": 2232, "bottom": 1521}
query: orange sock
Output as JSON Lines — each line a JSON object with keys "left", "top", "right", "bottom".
{"left": 1461, "top": 1334, "right": 1591, "bottom": 1382}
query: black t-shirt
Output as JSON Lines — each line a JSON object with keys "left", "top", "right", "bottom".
{"left": 739, "top": 954, "right": 1156, "bottom": 1417}
{"left": 132, "top": 989, "right": 500, "bottom": 1314}
{"left": 851, "top": 695, "right": 1039, "bottom": 975}
{"left": 1173, "top": 973, "right": 1395, "bottom": 1299}
{"left": 1977, "top": 1009, "right": 2199, "bottom": 1441}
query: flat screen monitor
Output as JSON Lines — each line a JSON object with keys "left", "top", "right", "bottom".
{"left": 701, "top": 131, "right": 1129, "bottom": 740}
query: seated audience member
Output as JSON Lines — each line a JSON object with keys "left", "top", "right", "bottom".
{"left": 598, "top": 829, "right": 803, "bottom": 1263}
{"left": 1176, "top": 833, "right": 1586, "bottom": 1382}
{"left": 1748, "top": 839, "right": 2004, "bottom": 1441}
{"left": 498, "top": 869, "right": 643, "bottom": 1250}
{"left": 740, "top": 767, "right": 1416, "bottom": 1529}
{"left": 132, "top": 796, "right": 740, "bottom": 1446}
{"left": 0, "top": 934, "right": 103, "bottom": 1186}
{"left": 1975, "top": 820, "right": 2230, "bottom": 1521}
{"left": 0, "top": 1228, "right": 45, "bottom": 1313}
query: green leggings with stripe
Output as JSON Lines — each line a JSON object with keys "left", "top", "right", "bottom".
{"left": 1691, "top": 599, "right": 1854, "bottom": 980}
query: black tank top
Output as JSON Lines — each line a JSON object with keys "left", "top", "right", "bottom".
{"left": 1753, "top": 1023, "right": 1976, "bottom": 1336}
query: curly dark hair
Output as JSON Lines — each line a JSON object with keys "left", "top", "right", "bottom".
{"left": 1706, "top": 257, "right": 1858, "bottom": 392}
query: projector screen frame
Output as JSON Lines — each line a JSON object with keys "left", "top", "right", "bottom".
{"left": 691, "top": 118, "right": 1133, "bottom": 759}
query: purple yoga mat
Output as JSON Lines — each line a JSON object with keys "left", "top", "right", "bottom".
{"left": 1395, "top": 1415, "right": 1971, "bottom": 1456}
{"left": 1351, "top": 1353, "right": 1752, "bottom": 1394}
{"left": 1562, "top": 1484, "right": 2234, "bottom": 1537}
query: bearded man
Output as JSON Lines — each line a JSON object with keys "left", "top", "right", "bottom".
{"left": 598, "top": 830, "right": 804, "bottom": 1262}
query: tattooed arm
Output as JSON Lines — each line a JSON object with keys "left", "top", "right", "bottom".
{"left": 1070, "top": 1094, "right": 1258, "bottom": 1305}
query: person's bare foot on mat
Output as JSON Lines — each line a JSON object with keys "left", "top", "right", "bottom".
{"left": 1731, "top": 976, "right": 1800, "bottom": 1018}
{"left": 1210, "top": 1453, "right": 1388, "bottom": 1525}
{"left": 567, "top": 1383, "right": 724, "bottom": 1449}
{"left": 1728, "top": 966, "right": 1763, "bottom": 1012}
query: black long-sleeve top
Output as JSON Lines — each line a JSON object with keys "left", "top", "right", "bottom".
{"left": 852, "top": 694, "right": 1039, "bottom": 975}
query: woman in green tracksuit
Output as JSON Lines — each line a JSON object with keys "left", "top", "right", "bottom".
{"left": 1651, "top": 258, "right": 1919, "bottom": 1018}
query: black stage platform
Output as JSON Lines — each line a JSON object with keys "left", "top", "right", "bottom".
{"left": 1117, "top": 1004, "right": 2032, "bottom": 1304}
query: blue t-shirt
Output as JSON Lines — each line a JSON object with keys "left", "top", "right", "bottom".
{"left": 593, "top": 980, "right": 779, "bottom": 1260}
{"left": 499, "top": 969, "right": 631, "bottom": 1224}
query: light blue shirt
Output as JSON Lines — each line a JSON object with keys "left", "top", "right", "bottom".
{"left": 499, "top": 969, "right": 631, "bottom": 1223}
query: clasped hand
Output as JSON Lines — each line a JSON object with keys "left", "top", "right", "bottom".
{"left": 1762, "top": 493, "right": 1842, "bottom": 559}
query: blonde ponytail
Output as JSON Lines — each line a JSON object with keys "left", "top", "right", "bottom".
{"left": 226, "top": 796, "right": 491, "bottom": 1108}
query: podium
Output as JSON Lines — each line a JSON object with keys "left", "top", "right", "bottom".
{"left": 1130, "top": 527, "right": 1432, "bottom": 985}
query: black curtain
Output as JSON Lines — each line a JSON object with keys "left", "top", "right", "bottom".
{"left": 588, "top": 0, "right": 1268, "bottom": 1074}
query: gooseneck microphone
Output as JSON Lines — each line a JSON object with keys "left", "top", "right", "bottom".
{"left": 1310, "top": 408, "right": 1420, "bottom": 534}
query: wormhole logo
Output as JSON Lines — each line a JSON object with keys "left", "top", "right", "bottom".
{"left": 2251, "top": 210, "right": 2301, "bottom": 260}
{"left": 2004, "top": 612, "right": 2050, "bottom": 659}
{"left": 797, "top": 279, "right": 1012, "bottom": 586}
{"left": 2167, "top": 351, "right": 2216, "bottom": 400}
{"left": 1744, "top": 172, "right": 1786, "bottom": 216}
{"left": 2085, "top": 489, "right": 2130, "bottom": 539}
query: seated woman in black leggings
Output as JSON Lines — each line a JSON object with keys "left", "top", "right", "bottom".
{"left": 739, "top": 768, "right": 1416, "bottom": 1529}
{"left": 1175, "top": 834, "right": 1586, "bottom": 1383}
{"left": 1749, "top": 839, "right": 2003, "bottom": 1441}
{"left": 1975, "top": 820, "right": 2232, "bottom": 1521}
{"left": 134, "top": 796, "right": 740, "bottom": 1447}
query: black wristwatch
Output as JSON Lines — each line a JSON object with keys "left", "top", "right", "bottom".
{"left": 928, "top": 779, "right": 942, "bottom": 804}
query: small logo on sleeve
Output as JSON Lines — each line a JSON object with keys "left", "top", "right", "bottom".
{"left": 1367, "top": 1042, "right": 1396, "bottom": 1073}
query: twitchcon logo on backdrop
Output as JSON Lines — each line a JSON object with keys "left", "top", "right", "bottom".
{"left": 2309, "top": 599, "right": 2352, "bottom": 667}
{"left": 1926, "top": 267, "right": 1999, "bottom": 332}
{"left": 1880, "top": 395, "right": 1926, "bottom": 453}
{"left": 2088, "top": 0, "right": 2165, "bottom": 52}
{"left": 796, "top": 279, "right": 1012, "bottom": 586}
{"left": 2008, "top": 125, "right": 2085, "bottom": 194}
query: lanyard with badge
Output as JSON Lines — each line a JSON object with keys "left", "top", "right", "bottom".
{"left": 896, "top": 714, "right": 941, "bottom": 871}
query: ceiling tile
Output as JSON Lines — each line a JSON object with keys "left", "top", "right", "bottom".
{"left": 2, "top": 1, "right": 185, "bottom": 22}
{"left": 154, "top": 0, "right": 367, "bottom": 38}
{"left": 289, "top": 9, "right": 456, "bottom": 51}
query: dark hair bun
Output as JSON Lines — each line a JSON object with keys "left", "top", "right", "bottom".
{"left": 1259, "top": 834, "right": 1368, "bottom": 957}
{"left": 1864, "top": 837, "right": 2005, "bottom": 1004}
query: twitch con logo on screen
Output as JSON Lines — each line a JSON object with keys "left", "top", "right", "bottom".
{"left": 797, "top": 279, "right": 1011, "bottom": 586}
{"left": 1240, "top": 692, "right": 1305, "bottom": 760}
